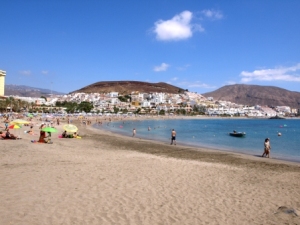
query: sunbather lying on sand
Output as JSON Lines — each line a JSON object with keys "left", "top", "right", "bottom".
{"left": 1, "top": 129, "right": 18, "bottom": 140}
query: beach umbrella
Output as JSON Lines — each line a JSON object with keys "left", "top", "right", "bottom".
{"left": 42, "top": 127, "right": 58, "bottom": 133}
{"left": 63, "top": 124, "right": 78, "bottom": 132}
{"left": 11, "top": 119, "right": 30, "bottom": 124}
{"left": 8, "top": 124, "right": 21, "bottom": 129}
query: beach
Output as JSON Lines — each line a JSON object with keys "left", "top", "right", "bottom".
{"left": 1, "top": 119, "right": 300, "bottom": 225}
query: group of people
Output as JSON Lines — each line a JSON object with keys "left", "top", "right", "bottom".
{"left": 0, "top": 128, "right": 18, "bottom": 139}
{"left": 132, "top": 126, "right": 272, "bottom": 157}
{"left": 2, "top": 114, "right": 272, "bottom": 157}
{"left": 0, "top": 116, "right": 18, "bottom": 139}
{"left": 132, "top": 127, "right": 177, "bottom": 145}
{"left": 61, "top": 130, "right": 78, "bottom": 138}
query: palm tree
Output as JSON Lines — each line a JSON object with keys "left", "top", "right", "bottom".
{"left": 0, "top": 99, "right": 6, "bottom": 112}
{"left": 5, "top": 97, "right": 15, "bottom": 112}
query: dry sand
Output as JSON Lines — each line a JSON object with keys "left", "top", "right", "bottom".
{"left": 0, "top": 119, "right": 299, "bottom": 225}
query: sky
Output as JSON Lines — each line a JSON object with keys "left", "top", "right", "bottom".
{"left": 1, "top": 0, "right": 300, "bottom": 94}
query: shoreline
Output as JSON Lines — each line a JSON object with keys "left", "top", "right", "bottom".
{"left": 91, "top": 118, "right": 300, "bottom": 165}
{"left": 87, "top": 122, "right": 300, "bottom": 168}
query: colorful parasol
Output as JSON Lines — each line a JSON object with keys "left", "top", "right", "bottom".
{"left": 42, "top": 127, "right": 58, "bottom": 133}
{"left": 11, "top": 119, "right": 30, "bottom": 124}
{"left": 8, "top": 124, "right": 21, "bottom": 129}
{"left": 63, "top": 124, "right": 78, "bottom": 132}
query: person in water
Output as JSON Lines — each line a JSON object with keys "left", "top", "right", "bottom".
{"left": 262, "top": 138, "right": 271, "bottom": 158}
{"left": 170, "top": 129, "right": 176, "bottom": 145}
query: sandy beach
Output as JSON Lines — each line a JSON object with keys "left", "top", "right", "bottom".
{"left": 1, "top": 118, "right": 299, "bottom": 225}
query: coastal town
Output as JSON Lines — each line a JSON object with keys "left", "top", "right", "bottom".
{"left": 0, "top": 70, "right": 299, "bottom": 117}
{"left": 2, "top": 91, "right": 299, "bottom": 117}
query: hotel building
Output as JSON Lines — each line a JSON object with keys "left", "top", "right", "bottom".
{"left": 0, "top": 70, "right": 6, "bottom": 96}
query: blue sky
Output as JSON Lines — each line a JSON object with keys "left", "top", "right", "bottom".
{"left": 1, "top": 0, "right": 300, "bottom": 94}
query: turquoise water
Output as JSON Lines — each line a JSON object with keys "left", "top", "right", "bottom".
{"left": 95, "top": 118, "right": 300, "bottom": 162}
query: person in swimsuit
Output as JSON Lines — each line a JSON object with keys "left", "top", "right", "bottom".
{"left": 5, "top": 129, "right": 17, "bottom": 139}
{"left": 62, "top": 130, "right": 67, "bottom": 138}
{"left": 38, "top": 124, "right": 48, "bottom": 143}
{"left": 262, "top": 138, "right": 271, "bottom": 158}
{"left": 4, "top": 117, "right": 10, "bottom": 130}
{"left": 170, "top": 129, "right": 176, "bottom": 145}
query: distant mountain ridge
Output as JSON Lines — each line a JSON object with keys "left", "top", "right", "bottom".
{"left": 5, "top": 84, "right": 65, "bottom": 97}
{"left": 71, "top": 81, "right": 186, "bottom": 95}
{"left": 202, "top": 84, "right": 300, "bottom": 108}
{"left": 5, "top": 83, "right": 300, "bottom": 109}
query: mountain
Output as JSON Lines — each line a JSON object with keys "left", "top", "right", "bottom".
{"left": 71, "top": 81, "right": 186, "bottom": 95}
{"left": 5, "top": 85, "right": 65, "bottom": 97}
{"left": 202, "top": 84, "right": 300, "bottom": 108}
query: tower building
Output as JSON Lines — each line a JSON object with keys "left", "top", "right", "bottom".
{"left": 0, "top": 70, "right": 6, "bottom": 96}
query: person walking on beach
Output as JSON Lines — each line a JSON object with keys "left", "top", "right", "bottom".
{"left": 262, "top": 138, "right": 271, "bottom": 158}
{"left": 170, "top": 129, "right": 176, "bottom": 145}
{"left": 132, "top": 128, "right": 136, "bottom": 137}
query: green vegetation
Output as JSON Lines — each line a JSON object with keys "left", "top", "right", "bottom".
{"left": 118, "top": 95, "right": 131, "bottom": 102}
{"left": 56, "top": 101, "right": 93, "bottom": 113}
{"left": 0, "top": 97, "right": 31, "bottom": 113}
{"left": 159, "top": 109, "right": 165, "bottom": 115}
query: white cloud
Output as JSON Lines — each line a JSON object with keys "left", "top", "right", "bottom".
{"left": 153, "top": 11, "right": 201, "bottom": 41}
{"left": 201, "top": 9, "right": 223, "bottom": 20}
{"left": 192, "top": 24, "right": 205, "bottom": 32}
{"left": 240, "top": 63, "right": 300, "bottom": 82}
{"left": 225, "top": 81, "right": 236, "bottom": 85}
{"left": 153, "top": 63, "right": 170, "bottom": 72}
{"left": 152, "top": 9, "right": 223, "bottom": 41}
{"left": 171, "top": 77, "right": 178, "bottom": 81}
{"left": 178, "top": 81, "right": 216, "bottom": 89}
{"left": 41, "top": 70, "right": 49, "bottom": 75}
{"left": 19, "top": 70, "right": 31, "bottom": 76}
{"left": 176, "top": 64, "right": 191, "bottom": 71}
{"left": 188, "top": 82, "right": 216, "bottom": 89}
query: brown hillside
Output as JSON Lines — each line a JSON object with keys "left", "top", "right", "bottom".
{"left": 202, "top": 84, "right": 300, "bottom": 108}
{"left": 71, "top": 81, "right": 185, "bottom": 95}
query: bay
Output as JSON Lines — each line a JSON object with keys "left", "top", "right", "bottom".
{"left": 95, "top": 118, "right": 300, "bottom": 163}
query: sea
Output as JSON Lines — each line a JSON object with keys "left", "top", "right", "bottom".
{"left": 94, "top": 118, "right": 300, "bottom": 163}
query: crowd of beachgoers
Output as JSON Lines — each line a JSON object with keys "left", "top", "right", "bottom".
{"left": 0, "top": 112, "right": 145, "bottom": 142}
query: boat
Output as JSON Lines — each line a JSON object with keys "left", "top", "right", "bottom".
{"left": 269, "top": 115, "right": 285, "bottom": 119}
{"left": 229, "top": 131, "right": 246, "bottom": 137}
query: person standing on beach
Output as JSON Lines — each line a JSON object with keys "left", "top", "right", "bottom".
{"left": 262, "top": 138, "right": 271, "bottom": 158}
{"left": 4, "top": 117, "right": 9, "bottom": 130}
{"left": 170, "top": 129, "right": 176, "bottom": 145}
{"left": 132, "top": 128, "right": 136, "bottom": 137}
